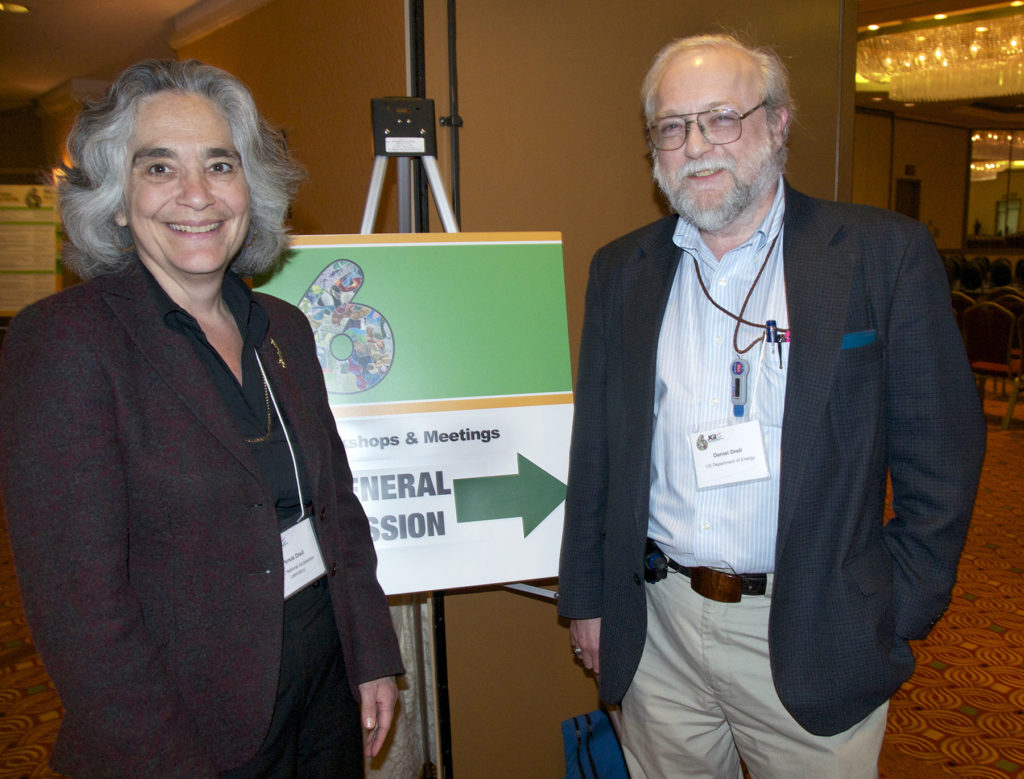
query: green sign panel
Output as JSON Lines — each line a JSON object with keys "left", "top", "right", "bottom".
{"left": 257, "top": 233, "right": 573, "bottom": 594}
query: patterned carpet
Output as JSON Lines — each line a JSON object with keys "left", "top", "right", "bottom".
{"left": 878, "top": 391, "right": 1024, "bottom": 779}
{"left": 0, "top": 394, "right": 1020, "bottom": 778}
{"left": 0, "top": 524, "right": 60, "bottom": 778}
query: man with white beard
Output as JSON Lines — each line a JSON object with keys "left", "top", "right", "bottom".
{"left": 558, "top": 33, "right": 984, "bottom": 778}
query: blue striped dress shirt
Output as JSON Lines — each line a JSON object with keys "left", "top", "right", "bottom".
{"left": 648, "top": 177, "right": 789, "bottom": 573}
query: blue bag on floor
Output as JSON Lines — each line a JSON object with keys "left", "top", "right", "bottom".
{"left": 561, "top": 709, "right": 629, "bottom": 779}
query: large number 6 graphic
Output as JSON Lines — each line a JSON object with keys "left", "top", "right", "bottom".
{"left": 298, "top": 259, "right": 395, "bottom": 394}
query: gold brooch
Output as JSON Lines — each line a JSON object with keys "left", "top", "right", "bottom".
{"left": 270, "top": 337, "right": 286, "bottom": 368}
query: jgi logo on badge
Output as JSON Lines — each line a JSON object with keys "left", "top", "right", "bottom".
{"left": 695, "top": 432, "right": 723, "bottom": 452}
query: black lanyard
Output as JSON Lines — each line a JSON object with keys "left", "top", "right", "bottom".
{"left": 689, "top": 227, "right": 783, "bottom": 355}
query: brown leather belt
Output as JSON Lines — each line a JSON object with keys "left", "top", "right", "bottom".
{"left": 664, "top": 556, "right": 768, "bottom": 602}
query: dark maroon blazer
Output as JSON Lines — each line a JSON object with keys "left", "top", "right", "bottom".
{"left": 0, "top": 264, "right": 403, "bottom": 776}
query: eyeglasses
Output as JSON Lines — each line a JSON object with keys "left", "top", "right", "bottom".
{"left": 648, "top": 103, "right": 766, "bottom": 151}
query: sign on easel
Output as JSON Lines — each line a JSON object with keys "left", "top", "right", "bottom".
{"left": 256, "top": 232, "right": 572, "bottom": 594}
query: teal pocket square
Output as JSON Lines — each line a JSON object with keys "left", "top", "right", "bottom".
{"left": 841, "top": 330, "right": 876, "bottom": 349}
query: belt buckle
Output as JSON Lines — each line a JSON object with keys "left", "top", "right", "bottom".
{"left": 689, "top": 567, "right": 742, "bottom": 603}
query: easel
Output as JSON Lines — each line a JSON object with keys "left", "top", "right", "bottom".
{"left": 361, "top": 96, "right": 454, "bottom": 779}
{"left": 360, "top": 99, "right": 559, "bottom": 779}
{"left": 361, "top": 97, "right": 459, "bottom": 235}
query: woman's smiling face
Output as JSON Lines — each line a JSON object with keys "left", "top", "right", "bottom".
{"left": 116, "top": 91, "right": 251, "bottom": 289}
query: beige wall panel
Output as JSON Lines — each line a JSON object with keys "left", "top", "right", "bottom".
{"left": 422, "top": 1, "right": 854, "bottom": 776}
{"left": 852, "top": 110, "right": 892, "bottom": 209}
{"left": 853, "top": 111, "right": 972, "bottom": 251}
{"left": 442, "top": 586, "right": 599, "bottom": 773}
{"left": 178, "top": 0, "right": 407, "bottom": 235}
{"left": 167, "top": 1, "right": 859, "bottom": 775}
{"left": 892, "top": 118, "right": 968, "bottom": 251}
{"left": 424, "top": 0, "right": 855, "bottom": 376}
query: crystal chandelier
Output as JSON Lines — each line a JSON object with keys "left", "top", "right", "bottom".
{"left": 858, "top": 12, "right": 1024, "bottom": 102}
{"left": 969, "top": 129, "right": 1024, "bottom": 180}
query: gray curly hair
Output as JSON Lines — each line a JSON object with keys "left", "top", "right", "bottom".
{"left": 58, "top": 59, "right": 305, "bottom": 279}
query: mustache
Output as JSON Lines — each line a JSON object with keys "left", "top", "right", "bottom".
{"left": 675, "top": 157, "right": 738, "bottom": 178}
{"left": 653, "top": 155, "right": 739, "bottom": 189}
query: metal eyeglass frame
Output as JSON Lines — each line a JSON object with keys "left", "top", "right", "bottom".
{"left": 648, "top": 102, "right": 766, "bottom": 151}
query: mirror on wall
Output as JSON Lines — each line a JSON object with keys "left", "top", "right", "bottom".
{"left": 968, "top": 130, "right": 1024, "bottom": 249}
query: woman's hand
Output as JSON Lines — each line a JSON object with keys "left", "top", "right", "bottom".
{"left": 358, "top": 675, "right": 399, "bottom": 757}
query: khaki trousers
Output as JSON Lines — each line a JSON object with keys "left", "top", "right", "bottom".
{"left": 620, "top": 570, "right": 888, "bottom": 779}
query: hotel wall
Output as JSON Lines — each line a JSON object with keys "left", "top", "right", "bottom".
{"left": 179, "top": 0, "right": 408, "bottom": 236}
{"left": 418, "top": 8, "right": 855, "bottom": 775}
{"left": 181, "top": 1, "right": 858, "bottom": 776}
{"left": 853, "top": 109, "right": 970, "bottom": 251}
{"left": 61, "top": 0, "right": 856, "bottom": 775}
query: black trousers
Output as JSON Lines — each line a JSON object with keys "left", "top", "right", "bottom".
{"left": 221, "top": 581, "right": 363, "bottom": 778}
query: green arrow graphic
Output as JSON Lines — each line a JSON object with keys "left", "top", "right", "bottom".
{"left": 453, "top": 454, "right": 566, "bottom": 537}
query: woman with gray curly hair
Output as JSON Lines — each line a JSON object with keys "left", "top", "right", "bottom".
{"left": 0, "top": 59, "right": 403, "bottom": 777}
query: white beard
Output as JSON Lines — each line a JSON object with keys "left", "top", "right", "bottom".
{"left": 653, "top": 140, "right": 784, "bottom": 233}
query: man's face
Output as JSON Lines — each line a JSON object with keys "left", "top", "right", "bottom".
{"left": 651, "top": 47, "right": 787, "bottom": 235}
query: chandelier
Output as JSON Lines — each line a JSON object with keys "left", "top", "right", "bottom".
{"left": 969, "top": 129, "right": 1024, "bottom": 179}
{"left": 858, "top": 10, "right": 1024, "bottom": 102}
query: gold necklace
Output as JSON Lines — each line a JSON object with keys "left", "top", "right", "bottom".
{"left": 243, "top": 374, "right": 273, "bottom": 443}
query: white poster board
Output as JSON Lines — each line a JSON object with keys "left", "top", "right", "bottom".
{"left": 258, "top": 232, "right": 573, "bottom": 594}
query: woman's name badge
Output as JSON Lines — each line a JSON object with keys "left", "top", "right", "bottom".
{"left": 688, "top": 420, "right": 770, "bottom": 489}
{"left": 281, "top": 517, "right": 327, "bottom": 598}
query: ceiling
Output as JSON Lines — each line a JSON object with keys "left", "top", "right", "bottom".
{"left": 0, "top": 1, "right": 194, "bottom": 112}
{"left": 0, "top": 0, "right": 269, "bottom": 113}
{"left": 854, "top": 0, "right": 1024, "bottom": 128}
{"left": 1, "top": 0, "right": 1023, "bottom": 128}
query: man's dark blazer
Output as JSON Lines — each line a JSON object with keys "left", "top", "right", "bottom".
{"left": 558, "top": 182, "right": 986, "bottom": 737}
{"left": 0, "top": 265, "right": 403, "bottom": 776}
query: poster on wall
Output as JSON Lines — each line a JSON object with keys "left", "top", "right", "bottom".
{"left": 0, "top": 184, "right": 60, "bottom": 315}
{"left": 257, "top": 232, "right": 573, "bottom": 595}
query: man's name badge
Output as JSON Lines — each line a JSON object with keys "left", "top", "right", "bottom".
{"left": 689, "top": 419, "right": 770, "bottom": 489}
{"left": 281, "top": 516, "right": 327, "bottom": 598}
